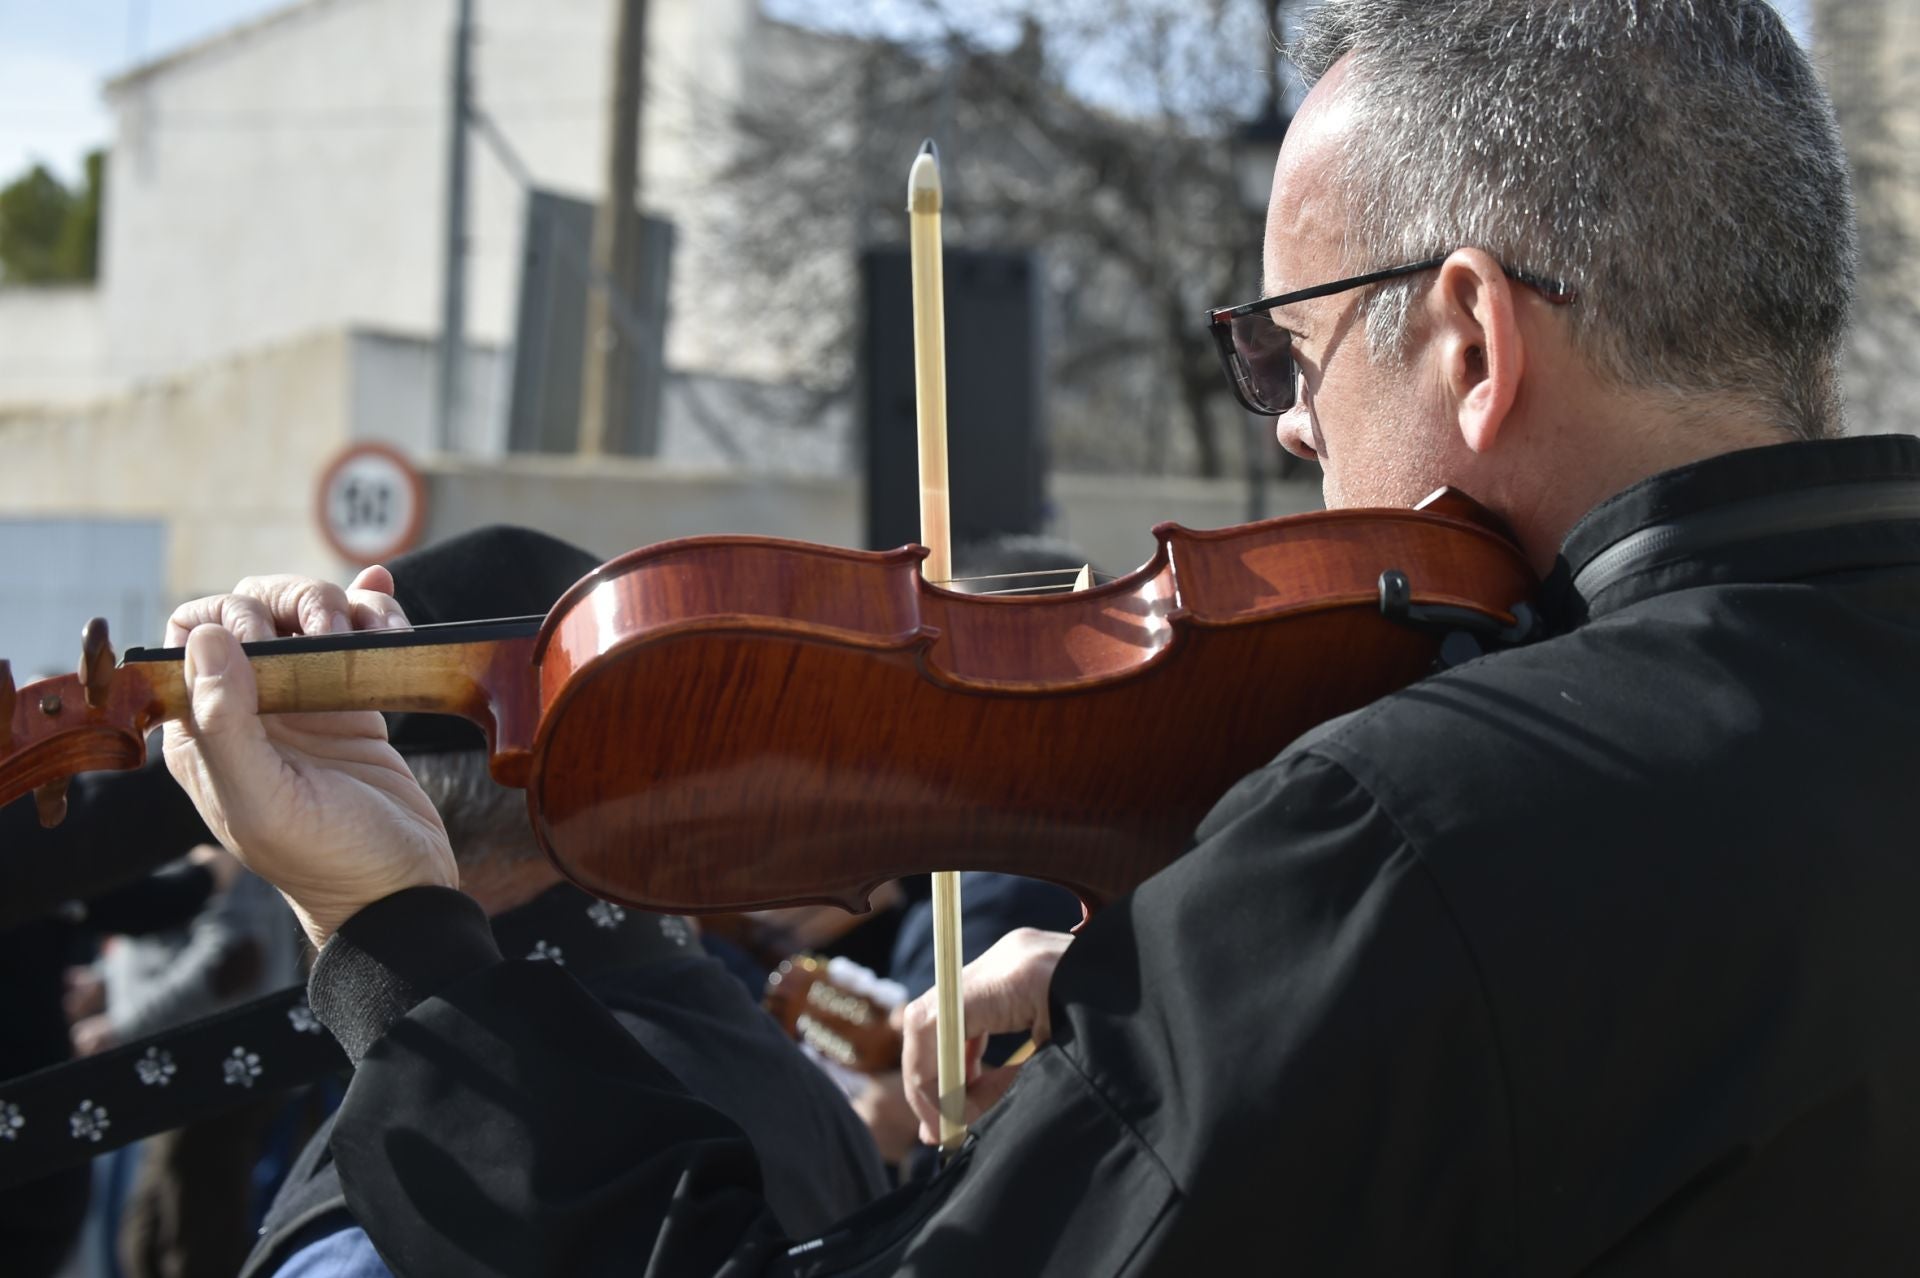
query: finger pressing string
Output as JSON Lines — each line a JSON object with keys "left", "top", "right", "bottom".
{"left": 232, "top": 575, "right": 357, "bottom": 637}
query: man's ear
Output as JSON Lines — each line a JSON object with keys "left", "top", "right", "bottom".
{"left": 1433, "top": 249, "right": 1521, "bottom": 454}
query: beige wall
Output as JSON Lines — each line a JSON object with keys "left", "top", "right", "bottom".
{"left": 0, "top": 320, "right": 1321, "bottom": 615}
{"left": 1047, "top": 473, "right": 1321, "bottom": 577}
{"left": 0, "top": 329, "right": 352, "bottom": 605}
{"left": 0, "top": 287, "right": 110, "bottom": 407}
{"left": 421, "top": 455, "right": 1319, "bottom": 581}
{"left": 98, "top": 0, "right": 766, "bottom": 391}
{"left": 422, "top": 452, "right": 860, "bottom": 559}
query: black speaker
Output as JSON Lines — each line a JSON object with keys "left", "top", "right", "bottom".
{"left": 861, "top": 246, "right": 1046, "bottom": 555}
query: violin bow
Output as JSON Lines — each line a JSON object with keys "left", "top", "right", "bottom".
{"left": 908, "top": 139, "right": 969, "bottom": 1156}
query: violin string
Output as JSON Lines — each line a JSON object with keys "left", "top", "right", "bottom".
{"left": 120, "top": 614, "right": 549, "bottom": 663}
{"left": 936, "top": 568, "right": 1116, "bottom": 587}
{"left": 964, "top": 583, "right": 1089, "bottom": 597}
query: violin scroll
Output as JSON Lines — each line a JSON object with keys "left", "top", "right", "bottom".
{"left": 0, "top": 620, "right": 163, "bottom": 824}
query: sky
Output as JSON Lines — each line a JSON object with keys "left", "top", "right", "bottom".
{"left": 0, "top": 0, "right": 1819, "bottom": 188}
{"left": 0, "top": 0, "right": 291, "bottom": 182}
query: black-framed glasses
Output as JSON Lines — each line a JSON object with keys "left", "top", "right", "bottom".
{"left": 1205, "top": 257, "right": 1577, "bottom": 416}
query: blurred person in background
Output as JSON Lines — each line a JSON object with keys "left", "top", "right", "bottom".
{"left": 0, "top": 768, "right": 218, "bottom": 1278}
{"left": 80, "top": 845, "right": 301, "bottom": 1278}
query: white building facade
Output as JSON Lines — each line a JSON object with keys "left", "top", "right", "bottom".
{"left": 75, "top": 0, "right": 762, "bottom": 399}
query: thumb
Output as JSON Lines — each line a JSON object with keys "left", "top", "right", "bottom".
{"left": 178, "top": 624, "right": 285, "bottom": 812}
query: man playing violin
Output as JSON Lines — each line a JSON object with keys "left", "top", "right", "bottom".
{"left": 159, "top": 0, "right": 1920, "bottom": 1271}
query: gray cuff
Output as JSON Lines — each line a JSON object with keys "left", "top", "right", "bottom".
{"left": 308, "top": 886, "right": 501, "bottom": 1064}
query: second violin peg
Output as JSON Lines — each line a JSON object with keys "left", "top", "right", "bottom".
{"left": 34, "top": 778, "right": 69, "bottom": 829}
{"left": 80, "top": 618, "right": 114, "bottom": 710}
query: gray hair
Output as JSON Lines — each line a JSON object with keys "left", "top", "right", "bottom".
{"left": 405, "top": 750, "right": 536, "bottom": 870}
{"left": 1292, "top": 0, "right": 1857, "bottom": 440}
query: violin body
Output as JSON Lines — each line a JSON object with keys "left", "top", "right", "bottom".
{"left": 0, "top": 496, "right": 1534, "bottom": 918}
{"left": 518, "top": 496, "right": 1534, "bottom": 918}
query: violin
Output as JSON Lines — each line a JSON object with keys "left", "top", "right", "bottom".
{"left": 0, "top": 489, "right": 1535, "bottom": 919}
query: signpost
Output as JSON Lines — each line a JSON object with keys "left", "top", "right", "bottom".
{"left": 315, "top": 442, "right": 428, "bottom": 566}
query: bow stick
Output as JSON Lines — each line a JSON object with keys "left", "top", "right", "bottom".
{"left": 907, "top": 139, "right": 968, "bottom": 1155}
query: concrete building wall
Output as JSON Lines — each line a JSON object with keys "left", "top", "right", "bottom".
{"left": 0, "top": 329, "right": 353, "bottom": 607}
{"left": 0, "top": 319, "right": 1307, "bottom": 614}
{"left": 418, "top": 455, "right": 1317, "bottom": 582}
{"left": 420, "top": 453, "right": 863, "bottom": 558}
{"left": 348, "top": 328, "right": 506, "bottom": 456}
{"left": 0, "top": 287, "right": 110, "bottom": 406}
{"left": 339, "top": 326, "right": 848, "bottom": 471}
{"left": 0, "top": 518, "right": 168, "bottom": 678}
{"left": 1046, "top": 473, "right": 1320, "bottom": 577}
{"left": 97, "top": 0, "right": 766, "bottom": 394}
{"left": 103, "top": 0, "right": 451, "bottom": 386}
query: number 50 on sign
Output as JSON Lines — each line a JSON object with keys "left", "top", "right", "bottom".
{"left": 315, "top": 443, "right": 429, "bottom": 566}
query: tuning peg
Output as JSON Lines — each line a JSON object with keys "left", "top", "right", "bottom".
{"left": 34, "top": 778, "right": 69, "bottom": 828}
{"left": 0, "top": 660, "right": 13, "bottom": 752}
{"left": 80, "top": 618, "right": 115, "bottom": 710}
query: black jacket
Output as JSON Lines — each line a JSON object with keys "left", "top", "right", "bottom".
{"left": 307, "top": 436, "right": 1920, "bottom": 1275}
{"left": 246, "top": 885, "right": 887, "bottom": 1276}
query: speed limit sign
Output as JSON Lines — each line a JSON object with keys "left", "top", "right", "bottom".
{"left": 315, "top": 442, "right": 428, "bottom": 565}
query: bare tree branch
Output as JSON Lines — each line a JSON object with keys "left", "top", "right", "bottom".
{"left": 686, "top": 0, "right": 1295, "bottom": 478}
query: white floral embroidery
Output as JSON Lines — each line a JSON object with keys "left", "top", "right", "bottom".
{"left": 287, "top": 1004, "right": 323, "bottom": 1035}
{"left": 586, "top": 900, "right": 626, "bottom": 930}
{"left": 658, "top": 917, "right": 692, "bottom": 948}
{"left": 69, "top": 1100, "right": 109, "bottom": 1142}
{"left": 0, "top": 1101, "right": 22, "bottom": 1141}
{"left": 134, "top": 1047, "right": 177, "bottom": 1087}
{"left": 529, "top": 940, "right": 565, "bottom": 965}
{"left": 223, "top": 1047, "right": 263, "bottom": 1089}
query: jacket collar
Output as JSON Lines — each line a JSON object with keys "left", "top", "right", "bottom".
{"left": 1541, "top": 434, "right": 1920, "bottom": 629}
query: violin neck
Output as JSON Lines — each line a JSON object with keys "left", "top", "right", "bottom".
{"left": 126, "top": 620, "right": 542, "bottom": 753}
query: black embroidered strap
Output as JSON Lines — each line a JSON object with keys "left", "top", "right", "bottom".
{"left": 0, "top": 887, "right": 700, "bottom": 1188}
{"left": 0, "top": 984, "right": 345, "bottom": 1189}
